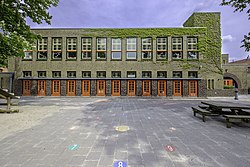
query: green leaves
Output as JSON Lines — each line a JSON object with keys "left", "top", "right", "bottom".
{"left": 221, "top": 0, "right": 250, "bottom": 52}
{"left": 0, "top": 0, "right": 59, "bottom": 67}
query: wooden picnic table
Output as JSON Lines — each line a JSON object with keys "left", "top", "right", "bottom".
{"left": 201, "top": 101, "right": 250, "bottom": 115}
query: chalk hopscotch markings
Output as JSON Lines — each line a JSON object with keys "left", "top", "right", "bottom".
{"left": 114, "top": 126, "right": 130, "bottom": 132}
{"left": 68, "top": 144, "right": 80, "bottom": 150}
{"left": 165, "top": 145, "right": 176, "bottom": 152}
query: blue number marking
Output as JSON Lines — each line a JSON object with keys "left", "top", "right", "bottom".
{"left": 114, "top": 161, "right": 127, "bottom": 167}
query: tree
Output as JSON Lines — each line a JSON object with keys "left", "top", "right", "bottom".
{"left": 0, "top": 0, "right": 59, "bottom": 67}
{"left": 221, "top": 0, "right": 250, "bottom": 52}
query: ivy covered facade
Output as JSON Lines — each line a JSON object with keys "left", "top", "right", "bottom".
{"left": 8, "top": 12, "right": 225, "bottom": 97}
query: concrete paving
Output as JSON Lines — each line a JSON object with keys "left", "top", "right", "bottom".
{"left": 0, "top": 96, "right": 250, "bottom": 167}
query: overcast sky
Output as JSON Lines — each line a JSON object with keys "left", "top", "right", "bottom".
{"left": 28, "top": 0, "right": 250, "bottom": 61}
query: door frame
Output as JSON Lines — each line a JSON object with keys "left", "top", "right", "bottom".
{"left": 158, "top": 80, "right": 166, "bottom": 96}
{"left": 188, "top": 80, "right": 198, "bottom": 97}
{"left": 38, "top": 80, "right": 46, "bottom": 96}
{"left": 173, "top": 80, "right": 182, "bottom": 96}
{"left": 97, "top": 80, "right": 106, "bottom": 96}
{"left": 52, "top": 80, "right": 60, "bottom": 96}
{"left": 128, "top": 80, "right": 136, "bottom": 96}
{"left": 67, "top": 80, "right": 76, "bottom": 96}
{"left": 112, "top": 80, "right": 120, "bottom": 96}
{"left": 142, "top": 80, "right": 151, "bottom": 96}
{"left": 22, "top": 80, "right": 31, "bottom": 96}
{"left": 82, "top": 80, "right": 91, "bottom": 96}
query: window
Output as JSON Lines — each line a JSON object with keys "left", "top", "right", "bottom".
{"left": 207, "top": 79, "right": 214, "bottom": 89}
{"left": 23, "top": 51, "right": 32, "bottom": 60}
{"left": 142, "top": 38, "right": 152, "bottom": 60}
{"left": 38, "top": 71, "right": 46, "bottom": 78}
{"left": 157, "top": 38, "right": 168, "bottom": 60}
{"left": 173, "top": 71, "right": 182, "bottom": 78}
{"left": 188, "top": 71, "right": 198, "bottom": 78}
{"left": 112, "top": 71, "right": 121, "bottom": 78}
{"left": 127, "top": 71, "right": 136, "bottom": 78}
{"left": 97, "top": 38, "right": 106, "bottom": 60}
{"left": 142, "top": 71, "right": 152, "bottom": 78}
{"left": 67, "top": 38, "right": 77, "bottom": 59}
{"left": 82, "top": 71, "right": 91, "bottom": 78}
{"left": 82, "top": 38, "right": 92, "bottom": 60}
{"left": 248, "top": 67, "right": 250, "bottom": 73}
{"left": 97, "top": 71, "right": 106, "bottom": 78}
{"left": 172, "top": 37, "right": 182, "bottom": 60}
{"left": 37, "top": 38, "right": 48, "bottom": 60}
{"left": 67, "top": 71, "right": 76, "bottom": 78}
{"left": 126, "top": 38, "right": 137, "bottom": 60}
{"left": 187, "top": 37, "right": 198, "bottom": 59}
{"left": 23, "top": 71, "right": 32, "bottom": 77}
{"left": 52, "top": 38, "right": 62, "bottom": 60}
{"left": 52, "top": 71, "right": 61, "bottom": 78}
{"left": 112, "top": 38, "right": 122, "bottom": 60}
{"left": 157, "top": 71, "right": 167, "bottom": 78}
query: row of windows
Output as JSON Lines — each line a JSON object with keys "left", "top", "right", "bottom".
{"left": 23, "top": 71, "right": 198, "bottom": 78}
{"left": 24, "top": 37, "right": 198, "bottom": 61}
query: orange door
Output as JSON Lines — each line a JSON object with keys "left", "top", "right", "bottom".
{"left": 189, "top": 80, "right": 197, "bottom": 96}
{"left": 142, "top": 80, "right": 151, "bottom": 96}
{"left": 38, "top": 80, "right": 46, "bottom": 96}
{"left": 128, "top": 80, "right": 136, "bottom": 96}
{"left": 173, "top": 80, "right": 182, "bottom": 96}
{"left": 158, "top": 80, "right": 166, "bottom": 96}
{"left": 52, "top": 80, "right": 60, "bottom": 96}
{"left": 82, "top": 80, "right": 90, "bottom": 96}
{"left": 23, "top": 80, "right": 31, "bottom": 96}
{"left": 97, "top": 80, "right": 105, "bottom": 96}
{"left": 67, "top": 80, "right": 76, "bottom": 96}
{"left": 112, "top": 80, "right": 120, "bottom": 96}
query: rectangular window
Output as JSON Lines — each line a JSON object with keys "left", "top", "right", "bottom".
{"left": 97, "top": 71, "right": 106, "bottom": 78}
{"left": 67, "top": 71, "right": 76, "bottom": 78}
{"left": 173, "top": 71, "right": 182, "bottom": 78}
{"left": 82, "top": 71, "right": 91, "bottom": 78}
{"left": 37, "top": 38, "right": 48, "bottom": 60}
{"left": 208, "top": 79, "right": 211, "bottom": 89}
{"left": 112, "top": 38, "right": 122, "bottom": 60}
{"left": 127, "top": 71, "right": 136, "bottom": 78}
{"left": 188, "top": 71, "right": 198, "bottom": 78}
{"left": 52, "top": 71, "right": 61, "bottom": 78}
{"left": 172, "top": 37, "right": 183, "bottom": 60}
{"left": 23, "top": 71, "right": 32, "bottom": 77}
{"left": 157, "top": 71, "right": 167, "bottom": 78}
{"left": 67, "top": 37, "right": 77, "bottom": 59}
{"left": 23, "top": 51, "right": 32, "bottom": 60}
{"left": 52, "top": 38, "right": 62, "bottom": 60}
{"left": 82, "top": 37, "right": 92, "bottom": 60}
{"left": 97, "top": 38, "right": 106, "bottom": 60}
{"left": 126, "top": 38, "right": 137, "bottom": 60}
{"left": 187, "top": 37, "right": 198, "bottom": 60}
{"left": 142, "top": 71, "right": 152, "bottom": 78}
{"left": 112, "top": 71, "right": 121, "bottom": 78}
{"left": 142, "top": 38, "right": 152, "bottom": 60}
{"left": 38, "top": 71, "right": 46, "bottom": 78}
{"left": 157, "top": 37, "right": 168, "bottom": 60}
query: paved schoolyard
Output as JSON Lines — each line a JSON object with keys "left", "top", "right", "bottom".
{"left": 0, "top": 97, "right": 250, "bottom": 167}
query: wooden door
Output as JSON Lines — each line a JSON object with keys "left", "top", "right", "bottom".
{"left": 128, "top": 80, "right": 136, "bottom": 96}
{"left": 158, "top": 80, "right": 166, "bottom": 96}
{"left": 97, "top": 80, "right": 105, "bottom": 96}
{"left": 67, "top": 80, "right": 76, "bottom": 96}
{"left": 23, "top": 80, "right": 31, "bottom": 96}
{"left": 142, "top": 80, "right": 151, "bottom": 96}
{"left": 173, "top": 80, "right": 182, "bottom": 96}
{"left": 38, "top": 80, "right": 46, "bottom": 96}
{"left": 112, "top": 80, "right": 120, "bottom": 96}
{"left": 52, "top": 80, "right": 60, "bottom": 96}
{"left": 189, "top": 80, "right": 197, "bottom": 96}
{"left": 82, "top": 80, "right": 90, "bottom": 96}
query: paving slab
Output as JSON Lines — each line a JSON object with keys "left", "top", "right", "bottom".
{"left": 0, "top": 97, "right": 250, "bottom": 167}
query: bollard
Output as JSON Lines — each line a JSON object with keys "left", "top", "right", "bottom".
{"left": 234, "top": 88, "right": 239, "bottom": 100}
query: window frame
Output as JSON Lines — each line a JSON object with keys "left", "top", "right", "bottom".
{"left": 81, "top": 37, "right": 92, "bottom": 60}
{"left": 156, "top": 37, "right": 168, "bottom": 60}
{"left": 37, "top": 37, "right": 48, "bottom": 60}
{"left": 111, "top": 38, "right": 122, "bottom": 60}
{"left": 67, "top": 37, "right": 77, "bottom": 60}
{"left": 126, "top": 38, "right": 137, "bottom": 60}
{"left": 172, "top": 37, "right": 183, "bottom": 60}
{"left": 96, "top": 38, "right": 107, "bottom": 60}
{"left": 187, "top": 37, "right": 199, "bottom": 60}
{"left": 142, "top": 38, "right": 152, "bottom": 60}
{"left": 52, "top": 71, "right": 61, "bottom": 78}
{"left": 52, "top": 37, "right": 62, "bottom": 60}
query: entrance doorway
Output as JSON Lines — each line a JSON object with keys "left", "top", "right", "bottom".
{"left": 128, "top": 80, "right": 136, "bottom": 96}
{"left": 52, "top": 80, "right": 60, "bottom": 96}
{"left": 97, "top": 80, "right": 105, "bottom": 96}
{"left": 67, "top": 80, "right": 76, "bottom": 96}
{"left": 142, "top": 80, "right": 151, "bottom": 96}
{"left": 38, "top": 80, "right": 46, "bottom": 96}
{"left": 112, "top": 80, "right": 120, "bottom": 96}
{"left": 173, "top": 80, "right": 182, "bottom": 96}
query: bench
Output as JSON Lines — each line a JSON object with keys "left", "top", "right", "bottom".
{"left": 198, "top": 105, "right": 209, "bottom": 110}
{"left": 223, "top": 115, "right": 250, "bottom": 128}
{"left": 192, "top": 106, "right": 219, "bottom": 122}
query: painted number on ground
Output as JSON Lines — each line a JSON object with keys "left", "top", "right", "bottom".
{"left": 68, "top": 144, "right": 80, "bottom": 150}
{"left": 114, "top": 161, "right": 127, "bottom": 167}
{"left": 165, "top": 145, "right": 175, "bottom": 152}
